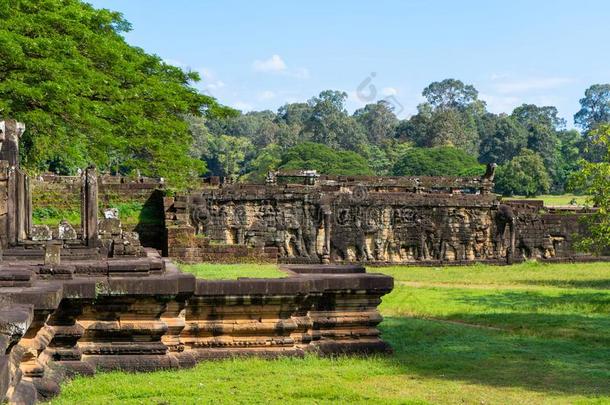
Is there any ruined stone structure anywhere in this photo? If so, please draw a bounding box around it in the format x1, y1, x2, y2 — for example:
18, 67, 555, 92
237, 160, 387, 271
0, 120, 393, 404
166, 170, 596, 265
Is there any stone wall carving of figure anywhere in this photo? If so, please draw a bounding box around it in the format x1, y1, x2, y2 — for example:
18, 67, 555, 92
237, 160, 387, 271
261, 200, 276, 230
365, 206, 386, 261
279, 204, 305, 258
416, 214, 439, 260
330, 205, 371, 262
494, 204, 516, 262
440, 208, 466, 261
190, 203, 209, 235
468, 209, 492, 258
515, 212, 547, 259
301, 203, 320, 259
230, 204, 248, 245
390, 207, 421, 261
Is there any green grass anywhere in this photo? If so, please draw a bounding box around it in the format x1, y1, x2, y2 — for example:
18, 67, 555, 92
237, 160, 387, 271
32, 207, 81, 226
52, 262, 610, 404
31, 201, 162, 226
504, 194, 591, 207
179, 263, 286, 279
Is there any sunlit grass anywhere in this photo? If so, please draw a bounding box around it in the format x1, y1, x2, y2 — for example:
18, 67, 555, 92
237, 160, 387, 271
53, 261, 610, 404
504, 194, 590, 206
179, 262, 286, 279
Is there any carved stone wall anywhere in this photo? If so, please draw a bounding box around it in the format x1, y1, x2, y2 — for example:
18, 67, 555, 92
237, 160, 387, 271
166, 175, 597, 264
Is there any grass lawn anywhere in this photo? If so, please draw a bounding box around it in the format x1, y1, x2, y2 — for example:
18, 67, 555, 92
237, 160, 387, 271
52, 262, 610, 404
179, 262, 286, 279
504, 194, 591, 207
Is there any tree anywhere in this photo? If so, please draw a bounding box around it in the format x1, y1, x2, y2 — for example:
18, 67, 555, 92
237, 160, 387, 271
494, 149, 550, 196
511, 104, 572, 191
304, 90, 366, 150
569, 124, 610, 254
0, 0, 232, 186
353, 100, 399, 145
478, 114, 527, 165
574, 84, 610, 161
392, 146, 484, 177
554, 129, 584, 191
207, 110, 280, 149
422, 79, 480, 110
402, 80, 485, 156
574, 84, 610, 132
427, 107, 480, 155
242, 144, 282, 182
358, 144, 392, 176
203, 135, 253, 179
279, 142, 372, 176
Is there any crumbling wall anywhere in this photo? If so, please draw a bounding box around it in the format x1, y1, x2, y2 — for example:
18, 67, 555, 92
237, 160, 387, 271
29, 175, 165, 249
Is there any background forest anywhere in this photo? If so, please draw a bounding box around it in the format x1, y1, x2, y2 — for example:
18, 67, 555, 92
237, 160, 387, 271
1, 0, 608, 196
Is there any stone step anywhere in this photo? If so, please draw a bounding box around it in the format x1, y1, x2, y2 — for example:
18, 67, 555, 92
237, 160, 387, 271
0, 269, 35, 287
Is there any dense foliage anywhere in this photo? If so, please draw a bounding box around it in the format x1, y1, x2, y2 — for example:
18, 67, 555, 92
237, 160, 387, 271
494, 149, 551, 196
569, 125, 610, 254
196, 78, 606, 198
278, 142, 373, 176
0, 0, 231, 186
392, 146, 484, 177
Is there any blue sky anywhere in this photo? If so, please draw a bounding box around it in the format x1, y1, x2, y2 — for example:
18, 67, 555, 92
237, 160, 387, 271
88, 0, 610, 125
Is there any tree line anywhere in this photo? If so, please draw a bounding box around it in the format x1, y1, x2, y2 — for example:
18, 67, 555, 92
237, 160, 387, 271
191, 81, 609, 196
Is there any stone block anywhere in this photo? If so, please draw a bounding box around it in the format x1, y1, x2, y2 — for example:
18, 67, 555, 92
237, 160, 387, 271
44, 243, 61, 266
30, 225, 52, 241
58, 220, 77, 240
98, 218, 122, 237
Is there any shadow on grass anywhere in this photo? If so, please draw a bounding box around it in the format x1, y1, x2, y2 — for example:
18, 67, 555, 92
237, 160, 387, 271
452, 289, 610, 313
380, 316, 610, 396
519, 279, 610, 289
450, 289, 610, 344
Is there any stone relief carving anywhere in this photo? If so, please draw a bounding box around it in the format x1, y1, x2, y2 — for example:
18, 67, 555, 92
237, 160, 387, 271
183, 181, 571, 264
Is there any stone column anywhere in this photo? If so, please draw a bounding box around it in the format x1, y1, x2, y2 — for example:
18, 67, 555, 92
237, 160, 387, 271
0, 119, 25, 168
321, 206, 332, 264
16, 170, 26, 241
82, 166, 98, 247
6, 167, 16, 246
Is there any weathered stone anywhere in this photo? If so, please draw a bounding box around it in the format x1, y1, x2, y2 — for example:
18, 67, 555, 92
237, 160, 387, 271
30, 225, 52, 241
103, 208, 119, 220
57, 220, 77, 240
44, 243, 61, 266
98, 218, 121, 237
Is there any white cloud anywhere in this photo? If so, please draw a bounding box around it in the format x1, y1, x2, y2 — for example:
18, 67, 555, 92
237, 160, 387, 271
198, 68, 225, 93
252, 54, 309, 79
492, 77, 573, 94
253, 54, 287, 72
258, 90, 276, 101
382, 87, 398, 96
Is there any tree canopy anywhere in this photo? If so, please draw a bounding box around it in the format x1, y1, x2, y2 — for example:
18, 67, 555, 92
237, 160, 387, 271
494, 149, 551, 196
569, 124, 610, 254
392, 146, 484, 177
278, 142, 373, 176
0, 0, 232, 186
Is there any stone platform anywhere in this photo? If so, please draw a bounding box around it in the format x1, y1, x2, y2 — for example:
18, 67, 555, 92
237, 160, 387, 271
0, 249, 393, 404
